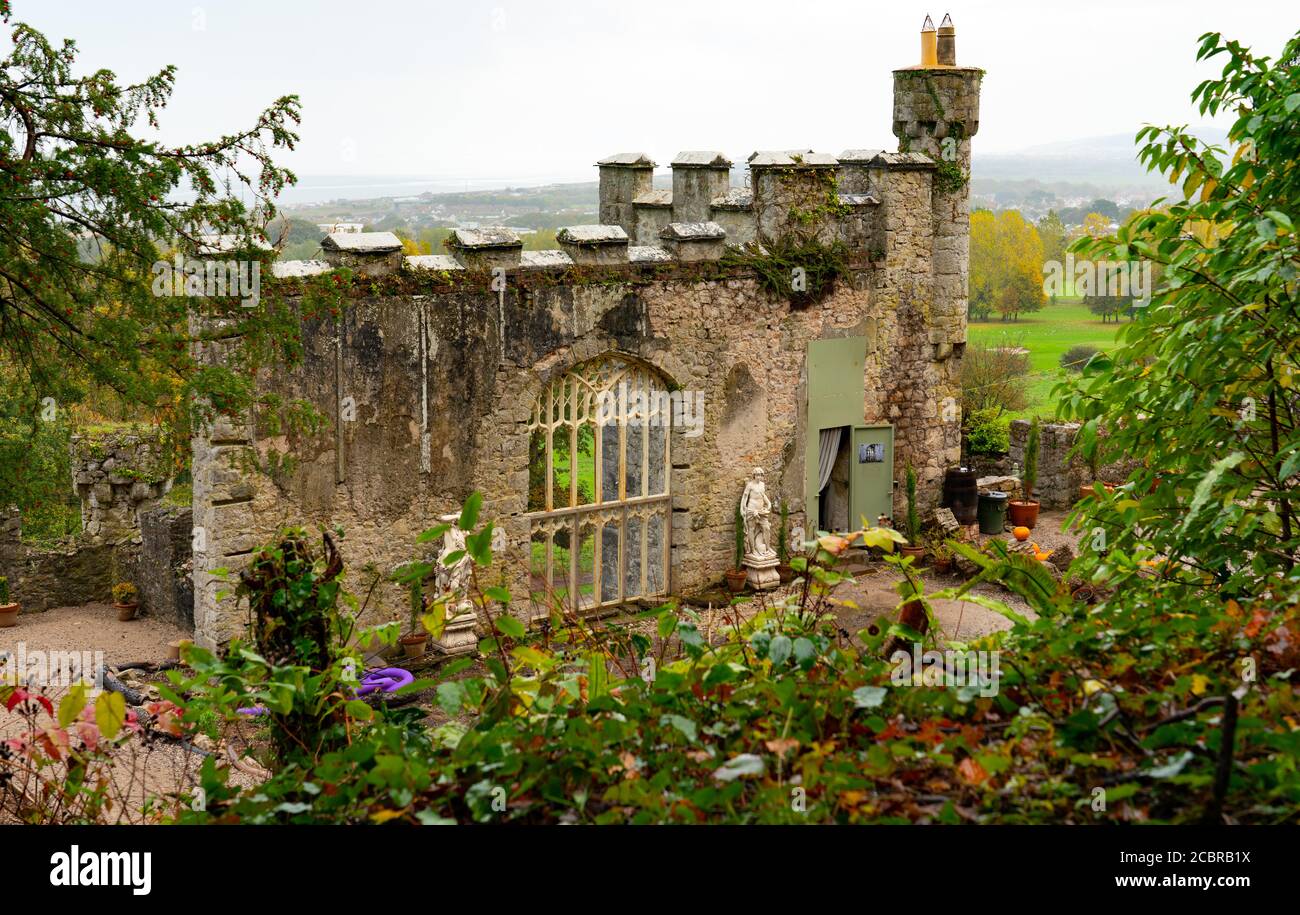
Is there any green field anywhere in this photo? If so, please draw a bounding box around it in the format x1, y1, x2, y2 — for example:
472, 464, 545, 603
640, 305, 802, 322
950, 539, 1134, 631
968, 300, 1128, 418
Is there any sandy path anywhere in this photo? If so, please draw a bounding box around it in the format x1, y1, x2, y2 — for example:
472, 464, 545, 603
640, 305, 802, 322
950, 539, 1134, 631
1, 604, 214, 824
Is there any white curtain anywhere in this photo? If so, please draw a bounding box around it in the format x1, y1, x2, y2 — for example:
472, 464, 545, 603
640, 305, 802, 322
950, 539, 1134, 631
818, 427, 843, 493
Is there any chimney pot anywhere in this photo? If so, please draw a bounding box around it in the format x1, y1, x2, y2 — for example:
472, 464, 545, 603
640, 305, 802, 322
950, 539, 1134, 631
937, 13, 956, 66
921, 15, 938, 67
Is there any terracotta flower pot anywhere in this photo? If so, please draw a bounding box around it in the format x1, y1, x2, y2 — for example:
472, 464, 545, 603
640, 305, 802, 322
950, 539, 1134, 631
0, 602, 19, 628
115, 601, 139, 622
1007, 500, 1040, 529
399, 633, 428, 659
1080, 482, 1117, 501
900, 545, 926, 561
724, 569, 748, 593
933, 557, 953, 575
776, 563, 795, 584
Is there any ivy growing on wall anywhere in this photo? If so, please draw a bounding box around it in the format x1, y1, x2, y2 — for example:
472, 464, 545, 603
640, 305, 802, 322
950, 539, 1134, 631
934, 158, 968, 194
721, 236, 850, 310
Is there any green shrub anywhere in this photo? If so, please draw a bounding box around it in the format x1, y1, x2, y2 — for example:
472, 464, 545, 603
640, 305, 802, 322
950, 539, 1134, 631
169, 501, 1299, 825
1023, 416, 1040, 501
1060, 344, 1100, 372
963, 407, 1009, 455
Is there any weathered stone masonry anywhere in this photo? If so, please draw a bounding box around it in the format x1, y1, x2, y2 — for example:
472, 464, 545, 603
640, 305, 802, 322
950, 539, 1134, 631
191, 26, 983, 649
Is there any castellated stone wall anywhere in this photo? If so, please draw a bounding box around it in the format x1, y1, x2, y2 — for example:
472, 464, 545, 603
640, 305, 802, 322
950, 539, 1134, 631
190, 62, 981, 649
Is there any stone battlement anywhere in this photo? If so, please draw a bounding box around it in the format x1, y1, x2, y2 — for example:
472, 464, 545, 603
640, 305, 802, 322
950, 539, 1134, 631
275, 147, 946, 284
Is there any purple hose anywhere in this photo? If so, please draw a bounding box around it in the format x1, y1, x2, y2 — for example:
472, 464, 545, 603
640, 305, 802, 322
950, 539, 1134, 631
353, 667, 414, 697
236, 667, 413, 716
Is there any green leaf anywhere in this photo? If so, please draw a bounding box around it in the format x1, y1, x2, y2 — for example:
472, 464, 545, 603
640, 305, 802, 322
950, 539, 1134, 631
660, 714, 698, 741
345, 699, 373, 721
466, 525, 493, 565
58, 682, 89, 728
459, 491, 483, 530
768, 634, 793, 666
1147, 751, 1194, 779
793, 637, 816, 668
1182, 451, 1245, 532
94, 690, 126, 740
852, 685, 888, 708
484, 586, 511, 603
713, 753, 765, 781
415, 523, 450, 544
495, 615, 526, 639
586, 652, 609, 700
436, 681, 465, 715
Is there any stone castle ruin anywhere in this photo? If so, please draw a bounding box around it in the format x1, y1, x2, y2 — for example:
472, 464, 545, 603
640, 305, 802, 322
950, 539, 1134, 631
190, 18, 983, 650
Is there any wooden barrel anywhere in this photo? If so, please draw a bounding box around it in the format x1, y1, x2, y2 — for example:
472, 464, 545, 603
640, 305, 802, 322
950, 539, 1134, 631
942, 468, 979, 524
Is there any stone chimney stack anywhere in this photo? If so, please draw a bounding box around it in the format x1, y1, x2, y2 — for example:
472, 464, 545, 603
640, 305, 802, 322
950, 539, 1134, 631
670, 151, 732, 224
597, 153, 655, 239
892, 15, 982, 353
892, 13, 981, 184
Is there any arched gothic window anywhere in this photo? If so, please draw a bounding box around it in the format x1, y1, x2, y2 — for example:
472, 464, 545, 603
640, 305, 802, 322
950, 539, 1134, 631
525, 356, 671, 612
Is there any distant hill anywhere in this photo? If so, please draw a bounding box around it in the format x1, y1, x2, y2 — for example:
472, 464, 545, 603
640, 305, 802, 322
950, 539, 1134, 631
974, 128, 1230, 193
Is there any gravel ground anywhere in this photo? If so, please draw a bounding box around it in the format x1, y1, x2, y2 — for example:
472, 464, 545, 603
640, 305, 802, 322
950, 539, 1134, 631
0, 602, 187, 666
827, 509, 1079, 641
0, 604, 246, 824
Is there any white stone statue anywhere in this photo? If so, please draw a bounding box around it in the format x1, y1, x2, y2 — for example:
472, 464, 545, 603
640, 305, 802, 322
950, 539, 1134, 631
741, 468, 776, 560
740, 468, 779, 589
437, 518, 474, 612
432, 513, 478, 654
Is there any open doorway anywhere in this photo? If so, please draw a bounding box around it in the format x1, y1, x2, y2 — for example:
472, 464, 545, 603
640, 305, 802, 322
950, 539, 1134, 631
817, 426, 851, 532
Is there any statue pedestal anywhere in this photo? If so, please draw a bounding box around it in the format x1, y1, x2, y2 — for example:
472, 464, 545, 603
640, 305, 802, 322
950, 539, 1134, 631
434, 604, 479, 656
743, 552, 780, 591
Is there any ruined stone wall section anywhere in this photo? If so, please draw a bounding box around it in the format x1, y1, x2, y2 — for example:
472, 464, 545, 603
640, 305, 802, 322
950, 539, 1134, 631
0, 506, 125, 612
190, 312, 261, 648
71, 431, 171, 541
191, 72, 983, 646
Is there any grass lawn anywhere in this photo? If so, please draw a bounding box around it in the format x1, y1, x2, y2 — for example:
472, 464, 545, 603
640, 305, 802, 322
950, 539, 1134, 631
968, 300, 1129, 419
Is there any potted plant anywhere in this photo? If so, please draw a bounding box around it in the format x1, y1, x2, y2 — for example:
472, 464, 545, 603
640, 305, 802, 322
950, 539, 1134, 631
929, 537, 953, 575
0, 576, 19, 628
112, 581, 139, 621
724, 500, 748, 593
900, 464, 926, 560
399, 579, 430, 659
1079, 435, 1117, 500
776, 500, 794, 583
1009, 416, 1041, 529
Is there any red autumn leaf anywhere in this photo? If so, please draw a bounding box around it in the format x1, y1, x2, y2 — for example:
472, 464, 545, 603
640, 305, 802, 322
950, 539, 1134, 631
1244, 609, 1270, 639
958, 756, 990, 786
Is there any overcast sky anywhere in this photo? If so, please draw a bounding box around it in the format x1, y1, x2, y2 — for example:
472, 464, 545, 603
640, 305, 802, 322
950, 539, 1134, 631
12, 1, 1295, 183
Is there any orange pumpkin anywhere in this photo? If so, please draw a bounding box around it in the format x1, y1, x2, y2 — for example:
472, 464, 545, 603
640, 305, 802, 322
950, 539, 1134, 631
1012, 526, 1030, 541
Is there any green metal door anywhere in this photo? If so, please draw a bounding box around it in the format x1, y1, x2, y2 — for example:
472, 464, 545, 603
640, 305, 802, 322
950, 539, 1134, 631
850, 425, 893, 529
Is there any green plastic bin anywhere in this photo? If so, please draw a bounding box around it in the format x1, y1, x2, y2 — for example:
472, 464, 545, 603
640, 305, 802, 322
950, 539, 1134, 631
977, 491, 1008, 535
